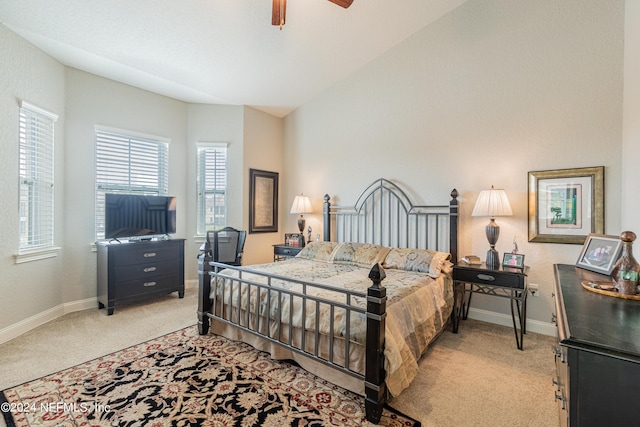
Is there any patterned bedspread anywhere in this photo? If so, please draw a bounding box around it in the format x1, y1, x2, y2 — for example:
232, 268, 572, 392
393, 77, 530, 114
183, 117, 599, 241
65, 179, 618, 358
209, 248, 453, 397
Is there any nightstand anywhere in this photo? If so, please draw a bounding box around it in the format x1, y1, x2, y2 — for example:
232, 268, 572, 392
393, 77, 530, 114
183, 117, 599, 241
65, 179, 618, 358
452, 262, 529, 350
273, 244, 302, 261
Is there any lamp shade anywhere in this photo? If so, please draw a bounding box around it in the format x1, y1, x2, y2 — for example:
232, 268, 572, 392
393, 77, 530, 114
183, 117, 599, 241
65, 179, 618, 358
290, 195, 313, 214
471, 186, 513, 218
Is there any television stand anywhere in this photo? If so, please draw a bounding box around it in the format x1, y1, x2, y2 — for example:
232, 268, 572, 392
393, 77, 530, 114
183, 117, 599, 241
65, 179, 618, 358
97, 238, 185, 315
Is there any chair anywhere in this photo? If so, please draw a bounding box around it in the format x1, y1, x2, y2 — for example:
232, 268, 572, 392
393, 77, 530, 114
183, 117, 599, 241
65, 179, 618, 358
206, 226, 246, 266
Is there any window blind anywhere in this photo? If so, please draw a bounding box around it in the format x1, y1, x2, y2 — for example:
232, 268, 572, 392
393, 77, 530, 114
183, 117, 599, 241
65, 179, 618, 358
19, 102, 57, 253
197, 143, 227, 235
95, 128, 169, 240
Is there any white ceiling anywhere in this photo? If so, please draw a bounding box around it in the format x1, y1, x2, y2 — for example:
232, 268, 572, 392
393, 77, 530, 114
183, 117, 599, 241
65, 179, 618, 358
0, 0, 466, 117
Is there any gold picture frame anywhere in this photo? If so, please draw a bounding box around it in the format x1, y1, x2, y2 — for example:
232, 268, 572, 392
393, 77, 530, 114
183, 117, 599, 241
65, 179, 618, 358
528, 166, 604, 244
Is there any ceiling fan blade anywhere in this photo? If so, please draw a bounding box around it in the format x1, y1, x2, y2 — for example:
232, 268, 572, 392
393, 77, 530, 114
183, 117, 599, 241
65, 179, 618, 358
328, 0, 354, 8
272, 0, 286, 26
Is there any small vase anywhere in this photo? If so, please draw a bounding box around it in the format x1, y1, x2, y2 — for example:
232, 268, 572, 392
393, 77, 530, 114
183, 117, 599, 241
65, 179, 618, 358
611, 231, 640, 295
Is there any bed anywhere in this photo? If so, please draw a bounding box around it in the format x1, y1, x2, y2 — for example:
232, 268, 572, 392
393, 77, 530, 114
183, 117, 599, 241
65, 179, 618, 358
197, 178, 459, 422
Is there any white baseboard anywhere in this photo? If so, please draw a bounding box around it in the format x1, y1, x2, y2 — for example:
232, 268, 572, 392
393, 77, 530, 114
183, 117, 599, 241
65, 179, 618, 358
0, 293, 557, 345
0, 298, 97, 345
185, 279, 198, 289
466, 307, 557, 337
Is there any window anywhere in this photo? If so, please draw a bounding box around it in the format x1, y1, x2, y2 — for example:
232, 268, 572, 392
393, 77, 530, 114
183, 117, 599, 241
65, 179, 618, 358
196, 143, 227, 235
95, 127, 169, 240
18, 101, 58, 253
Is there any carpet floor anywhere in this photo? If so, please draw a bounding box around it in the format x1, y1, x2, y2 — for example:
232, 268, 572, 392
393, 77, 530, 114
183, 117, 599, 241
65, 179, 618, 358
1, 326, 417, 426
0, 289, 560, 426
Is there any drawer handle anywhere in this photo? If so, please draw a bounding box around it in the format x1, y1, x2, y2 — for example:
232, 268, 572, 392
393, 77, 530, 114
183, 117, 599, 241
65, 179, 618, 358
143, 281, 157, 287
477, 274, 495, 281
144, 267, 157, 273
144, 252, 157, 258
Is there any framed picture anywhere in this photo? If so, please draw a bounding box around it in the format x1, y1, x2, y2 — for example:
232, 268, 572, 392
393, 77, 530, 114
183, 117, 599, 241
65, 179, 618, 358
502, 253, 525, 269
575, 233, 622, 275
285, 233, 303, 247
528, 166, 604, 244
249, 168, 279, 233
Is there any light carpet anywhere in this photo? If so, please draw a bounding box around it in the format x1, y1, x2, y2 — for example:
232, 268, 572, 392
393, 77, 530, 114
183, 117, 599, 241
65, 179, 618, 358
1, 326, 418, 426
0, 289, 559, 426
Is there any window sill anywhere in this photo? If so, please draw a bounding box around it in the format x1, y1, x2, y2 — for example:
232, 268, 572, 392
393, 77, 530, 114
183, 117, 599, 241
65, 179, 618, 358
14, 247, 61, 264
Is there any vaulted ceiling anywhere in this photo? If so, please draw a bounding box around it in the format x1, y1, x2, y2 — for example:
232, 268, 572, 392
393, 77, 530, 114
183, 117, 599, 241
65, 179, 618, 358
0, 0, 466, 117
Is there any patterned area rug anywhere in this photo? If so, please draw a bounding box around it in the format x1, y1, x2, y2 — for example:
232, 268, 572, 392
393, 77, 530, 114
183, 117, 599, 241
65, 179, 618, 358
1, 326, 419, 426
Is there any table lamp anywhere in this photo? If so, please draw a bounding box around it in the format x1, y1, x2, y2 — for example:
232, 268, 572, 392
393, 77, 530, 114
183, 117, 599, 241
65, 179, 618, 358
471, 186, 513, 268
290, 194, 313, 245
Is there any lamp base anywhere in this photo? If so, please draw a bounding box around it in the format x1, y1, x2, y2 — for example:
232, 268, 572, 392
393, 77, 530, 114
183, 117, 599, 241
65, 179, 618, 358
297, 216, 306, 247
486, 249, 500, 268
485, 218, 500, 268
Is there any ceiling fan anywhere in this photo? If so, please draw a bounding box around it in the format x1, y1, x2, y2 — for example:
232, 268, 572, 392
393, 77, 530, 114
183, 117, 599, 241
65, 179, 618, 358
272, 0, 354, 29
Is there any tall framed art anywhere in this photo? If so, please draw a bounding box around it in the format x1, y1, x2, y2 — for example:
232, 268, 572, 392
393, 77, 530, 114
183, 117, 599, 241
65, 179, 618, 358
249, 168, 279, 233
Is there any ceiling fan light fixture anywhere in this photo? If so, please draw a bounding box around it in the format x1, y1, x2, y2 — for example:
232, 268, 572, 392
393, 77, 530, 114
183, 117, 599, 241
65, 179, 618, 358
272, 0, 286, 29
329, 0, 354, 8
272, 0, 353, 29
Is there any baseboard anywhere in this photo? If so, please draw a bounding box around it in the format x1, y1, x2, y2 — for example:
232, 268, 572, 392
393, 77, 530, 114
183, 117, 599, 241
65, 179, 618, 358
466, 307, 557, 337
1, 293, 557, 345
0, 298, 97, 345
185, 279, 198, 289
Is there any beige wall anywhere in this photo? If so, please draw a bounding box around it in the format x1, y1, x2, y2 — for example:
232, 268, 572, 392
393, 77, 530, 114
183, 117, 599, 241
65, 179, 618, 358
623, 0, 640, 229
282, 0, 625, 330
242, 106, 285, 266
0, 25, 66, 330
64, 69, 189, 302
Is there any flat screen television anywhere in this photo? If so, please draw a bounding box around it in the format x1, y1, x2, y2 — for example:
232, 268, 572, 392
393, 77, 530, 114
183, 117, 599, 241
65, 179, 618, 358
105, 193, 176, 240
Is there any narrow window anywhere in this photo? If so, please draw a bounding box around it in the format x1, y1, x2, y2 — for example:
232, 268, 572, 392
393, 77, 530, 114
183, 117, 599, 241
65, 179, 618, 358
19, 102, 57, 253
196, 143, 227, 235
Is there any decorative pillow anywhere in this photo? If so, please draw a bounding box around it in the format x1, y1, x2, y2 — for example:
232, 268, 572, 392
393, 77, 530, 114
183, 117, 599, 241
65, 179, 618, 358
328, 242, 391, 268
296, 241, 338, 262
382, 247, 451, 277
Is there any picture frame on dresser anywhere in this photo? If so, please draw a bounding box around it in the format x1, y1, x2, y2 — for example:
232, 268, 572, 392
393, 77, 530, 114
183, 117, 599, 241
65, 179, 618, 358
575, 233, 622, 275
527, 166, 604, 244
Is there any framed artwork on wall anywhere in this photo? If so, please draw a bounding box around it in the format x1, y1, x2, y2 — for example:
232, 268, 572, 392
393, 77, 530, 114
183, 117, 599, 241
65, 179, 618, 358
249, 168, 279, 233
528, 166, 604, 244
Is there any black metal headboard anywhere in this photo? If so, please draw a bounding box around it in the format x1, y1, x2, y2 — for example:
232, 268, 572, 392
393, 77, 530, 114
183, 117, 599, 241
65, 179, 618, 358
323, 178, 459, 262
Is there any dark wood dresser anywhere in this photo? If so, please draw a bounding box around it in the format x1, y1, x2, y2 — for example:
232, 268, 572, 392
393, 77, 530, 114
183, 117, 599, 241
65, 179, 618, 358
97, 239, 185, 315
553, 263, 640, 426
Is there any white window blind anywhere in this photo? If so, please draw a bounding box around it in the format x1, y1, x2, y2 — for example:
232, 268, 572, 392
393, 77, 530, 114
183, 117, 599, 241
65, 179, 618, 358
197, 143, 227, 235
19, 102, 57, 253
95, 128, 169, 240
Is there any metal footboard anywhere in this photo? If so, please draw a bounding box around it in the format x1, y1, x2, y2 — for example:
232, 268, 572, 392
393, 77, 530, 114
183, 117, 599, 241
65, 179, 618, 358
197, 250, 387, 423
209, 261, 366, 378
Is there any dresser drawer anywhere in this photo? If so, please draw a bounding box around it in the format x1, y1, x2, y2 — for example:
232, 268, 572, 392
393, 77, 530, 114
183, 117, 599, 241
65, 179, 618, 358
111, 242, 179, 266
115, 274, 180, 299
115, 261, 179, 281
454, 267, 525, 289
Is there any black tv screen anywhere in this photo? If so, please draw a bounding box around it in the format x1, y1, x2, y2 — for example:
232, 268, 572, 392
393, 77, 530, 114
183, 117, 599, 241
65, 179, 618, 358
105, 193, 176, 239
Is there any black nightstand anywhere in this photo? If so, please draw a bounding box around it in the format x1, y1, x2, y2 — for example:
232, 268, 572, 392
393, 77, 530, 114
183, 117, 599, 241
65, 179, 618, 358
273, 244, 302, 261
452, 262, 529, 350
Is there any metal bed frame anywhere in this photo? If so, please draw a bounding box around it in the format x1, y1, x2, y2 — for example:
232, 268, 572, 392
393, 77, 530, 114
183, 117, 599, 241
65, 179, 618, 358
198, 178, 458, 422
